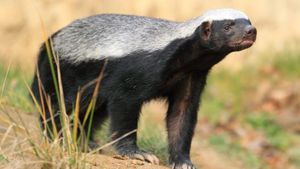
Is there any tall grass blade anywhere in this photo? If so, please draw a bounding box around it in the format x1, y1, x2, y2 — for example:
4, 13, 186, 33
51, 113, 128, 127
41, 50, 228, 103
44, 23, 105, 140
0, 61, 12, 98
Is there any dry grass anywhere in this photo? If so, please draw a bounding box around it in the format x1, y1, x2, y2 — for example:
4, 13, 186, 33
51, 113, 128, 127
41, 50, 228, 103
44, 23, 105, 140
0, 106, 168, 169
1, 0, 300, 71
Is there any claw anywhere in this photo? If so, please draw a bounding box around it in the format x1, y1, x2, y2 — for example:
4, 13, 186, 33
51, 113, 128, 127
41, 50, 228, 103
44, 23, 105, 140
142, 153, 160, 165
182, 164, 188, 169
119, 148, 160, 165
171, 162, 196, 169
131, 153, 145, 161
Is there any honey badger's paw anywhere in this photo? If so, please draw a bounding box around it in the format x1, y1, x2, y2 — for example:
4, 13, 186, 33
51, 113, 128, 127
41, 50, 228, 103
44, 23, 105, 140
171, 161, 196, 169
118, 148, 159, 165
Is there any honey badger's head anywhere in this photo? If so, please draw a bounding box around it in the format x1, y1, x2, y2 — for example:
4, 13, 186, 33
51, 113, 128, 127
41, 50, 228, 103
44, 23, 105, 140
197, 9, 257, 52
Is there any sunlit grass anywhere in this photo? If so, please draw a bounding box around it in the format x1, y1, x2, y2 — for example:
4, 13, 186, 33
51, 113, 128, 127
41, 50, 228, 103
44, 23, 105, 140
209, 134, 266, 169
246, 113, 292, 150
271, 50, 300, 78
138, 122, 168, 164
0, 64, 34, 112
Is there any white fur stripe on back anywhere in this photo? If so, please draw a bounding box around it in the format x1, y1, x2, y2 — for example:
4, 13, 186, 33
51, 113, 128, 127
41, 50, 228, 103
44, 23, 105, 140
53, 8, 250, 63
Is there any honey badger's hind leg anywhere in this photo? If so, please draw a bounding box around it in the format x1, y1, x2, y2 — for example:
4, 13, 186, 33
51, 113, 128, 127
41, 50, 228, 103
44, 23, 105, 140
108, 99, 159, 164
79, 102, 109, 151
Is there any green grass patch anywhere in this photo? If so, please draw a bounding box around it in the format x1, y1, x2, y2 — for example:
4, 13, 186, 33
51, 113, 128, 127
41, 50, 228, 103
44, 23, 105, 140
271, 50, 300, 77
0, 64, 34, 111
95, 121, 110, 146
246, 113, 292, 150
289, 142, 300, 167
138, 122, 168, 164
199, 98, 225, 124
290, 154, 300, 167
0, 154, 5, 161
200, 67, 257, 123
209, 134, 266, 169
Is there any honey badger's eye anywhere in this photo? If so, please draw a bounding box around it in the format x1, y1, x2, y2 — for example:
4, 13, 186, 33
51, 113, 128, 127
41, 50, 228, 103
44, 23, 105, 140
223, 24, 231, 31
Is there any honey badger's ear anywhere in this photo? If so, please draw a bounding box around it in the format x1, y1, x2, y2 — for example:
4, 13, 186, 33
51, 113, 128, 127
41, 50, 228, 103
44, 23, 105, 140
199, 21, 212, 41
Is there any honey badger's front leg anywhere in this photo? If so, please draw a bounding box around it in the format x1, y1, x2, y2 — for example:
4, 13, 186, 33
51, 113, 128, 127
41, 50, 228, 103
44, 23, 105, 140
166, 72, 207, 169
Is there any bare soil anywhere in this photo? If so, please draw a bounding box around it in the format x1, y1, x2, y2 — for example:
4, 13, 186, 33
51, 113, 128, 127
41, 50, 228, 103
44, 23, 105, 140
0, 107, 168, 169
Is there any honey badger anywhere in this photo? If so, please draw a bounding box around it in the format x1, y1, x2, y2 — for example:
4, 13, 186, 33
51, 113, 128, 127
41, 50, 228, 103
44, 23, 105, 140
31, 8, 257, 169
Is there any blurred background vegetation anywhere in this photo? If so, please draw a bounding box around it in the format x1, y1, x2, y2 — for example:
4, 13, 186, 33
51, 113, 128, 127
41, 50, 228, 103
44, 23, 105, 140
0, 0, 300, 169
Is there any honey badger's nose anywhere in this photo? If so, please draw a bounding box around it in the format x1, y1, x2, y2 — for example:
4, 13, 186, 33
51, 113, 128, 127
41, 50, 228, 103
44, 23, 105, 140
245, 25, 257, 36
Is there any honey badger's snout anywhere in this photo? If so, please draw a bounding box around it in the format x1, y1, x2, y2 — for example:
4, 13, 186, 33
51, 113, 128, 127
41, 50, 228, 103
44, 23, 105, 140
243, 25, 257, 42
233, 24, 257, 49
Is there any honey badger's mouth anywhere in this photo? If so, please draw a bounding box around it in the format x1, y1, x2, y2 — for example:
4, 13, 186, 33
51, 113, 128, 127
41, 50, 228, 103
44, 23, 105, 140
229, 38, 256, 51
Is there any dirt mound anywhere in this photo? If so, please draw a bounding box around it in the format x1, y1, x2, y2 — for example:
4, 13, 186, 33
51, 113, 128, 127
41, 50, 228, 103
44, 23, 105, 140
0, 107, 168, 169
2, 153, 168, 169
